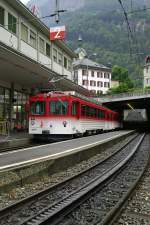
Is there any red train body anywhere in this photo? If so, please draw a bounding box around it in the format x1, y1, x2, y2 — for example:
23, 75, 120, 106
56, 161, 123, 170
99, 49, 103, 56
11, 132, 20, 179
29, 91, 120, 139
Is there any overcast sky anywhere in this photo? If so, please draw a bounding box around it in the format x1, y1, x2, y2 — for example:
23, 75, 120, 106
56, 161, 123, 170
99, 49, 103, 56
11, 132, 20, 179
20, 0, 29, 5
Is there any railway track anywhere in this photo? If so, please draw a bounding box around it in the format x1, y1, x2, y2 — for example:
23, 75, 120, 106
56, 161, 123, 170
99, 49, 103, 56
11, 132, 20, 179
0, 133, 148, 225
112, 144, 150, 225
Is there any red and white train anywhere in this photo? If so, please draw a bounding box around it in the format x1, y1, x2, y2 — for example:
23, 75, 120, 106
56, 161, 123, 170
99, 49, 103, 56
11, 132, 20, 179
29, 91, 120, 139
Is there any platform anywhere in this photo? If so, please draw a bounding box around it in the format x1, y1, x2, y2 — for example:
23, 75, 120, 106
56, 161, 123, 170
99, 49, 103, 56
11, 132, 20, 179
0, 130, 134, 172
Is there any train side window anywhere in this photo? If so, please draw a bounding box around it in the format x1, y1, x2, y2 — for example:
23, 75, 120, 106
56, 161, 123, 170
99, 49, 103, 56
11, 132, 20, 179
85, 106, 89, 117
72, 102, 77, 116
103, 111, 106, 119
94, 108, 97, 118
98, 110, 103, 119
98, 109, 101, 119
81, 105, 86, 116
50, 101, 68, 115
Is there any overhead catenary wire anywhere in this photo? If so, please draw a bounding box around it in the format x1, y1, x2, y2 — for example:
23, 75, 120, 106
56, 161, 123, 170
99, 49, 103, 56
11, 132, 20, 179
117, 0, 144, 87
117, 0, 134, 57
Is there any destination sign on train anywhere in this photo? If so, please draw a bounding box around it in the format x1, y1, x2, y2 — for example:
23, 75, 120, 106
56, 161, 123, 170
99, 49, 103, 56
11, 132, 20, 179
50, 26, 66, 41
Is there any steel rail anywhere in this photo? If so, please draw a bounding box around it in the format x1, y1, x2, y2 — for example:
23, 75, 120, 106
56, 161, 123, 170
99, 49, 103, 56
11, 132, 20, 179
100, 140, 150, 225
0, 133, 139, 224
20, 134, 145, 225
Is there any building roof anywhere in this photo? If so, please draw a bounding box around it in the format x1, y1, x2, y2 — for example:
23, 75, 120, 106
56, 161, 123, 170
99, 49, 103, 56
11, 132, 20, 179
73, 58, 110, 70
75, 48, 87, 56
5, 0, 77, 58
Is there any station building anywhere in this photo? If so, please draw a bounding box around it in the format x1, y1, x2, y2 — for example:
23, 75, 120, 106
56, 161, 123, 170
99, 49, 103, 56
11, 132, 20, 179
0, 0, 90, 134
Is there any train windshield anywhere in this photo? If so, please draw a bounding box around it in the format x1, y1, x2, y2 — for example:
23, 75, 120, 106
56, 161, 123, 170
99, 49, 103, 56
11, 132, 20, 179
50, 101, 68, 115
30, 101, 45, 115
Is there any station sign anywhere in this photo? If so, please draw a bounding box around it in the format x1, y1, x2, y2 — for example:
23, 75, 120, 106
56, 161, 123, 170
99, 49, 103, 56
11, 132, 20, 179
50, 26, 66, 41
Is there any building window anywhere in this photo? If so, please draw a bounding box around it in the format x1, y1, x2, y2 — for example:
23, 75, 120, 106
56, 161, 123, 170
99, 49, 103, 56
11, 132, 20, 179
39, 37, 45, 54
82, 80, 88, 86
91, 71, 94, 77
53, 48, 57, 62
97, 72, 100, 78
21, 23, 28, 43
30, 30, 36, 48
104, 82, 109, 87
104, 73, 110, 79
100, 72, 103, 78
8, 13, 17, 34
64, 56, 67, 69
74, 73, 78, 83
90, 80, 95, 86
74, 71, 78, 82
97, 81, 103, 87
82, 70, 87, 76
68, 60, 72, 71
0, 6, 4, 26
58, 52, 62, 65
46, 43, 50, 57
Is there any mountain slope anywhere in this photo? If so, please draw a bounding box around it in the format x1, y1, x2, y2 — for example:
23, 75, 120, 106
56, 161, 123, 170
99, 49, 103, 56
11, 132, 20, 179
27, 0, 150, 87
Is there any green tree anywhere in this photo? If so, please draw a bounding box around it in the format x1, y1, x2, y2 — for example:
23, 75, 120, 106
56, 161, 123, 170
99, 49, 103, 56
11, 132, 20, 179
110, 65, 134, 93
112, 65, 129, 82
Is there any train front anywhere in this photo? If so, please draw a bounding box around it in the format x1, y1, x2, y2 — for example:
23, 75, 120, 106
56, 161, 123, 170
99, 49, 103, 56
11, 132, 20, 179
28, 93, 79, 140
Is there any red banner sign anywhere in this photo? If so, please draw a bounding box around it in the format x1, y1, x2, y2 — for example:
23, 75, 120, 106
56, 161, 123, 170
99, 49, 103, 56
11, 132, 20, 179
50, 26, 66, 41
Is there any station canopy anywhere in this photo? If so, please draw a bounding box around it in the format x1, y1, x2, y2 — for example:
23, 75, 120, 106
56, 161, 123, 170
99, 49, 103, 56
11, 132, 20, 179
0, 43, 91, 96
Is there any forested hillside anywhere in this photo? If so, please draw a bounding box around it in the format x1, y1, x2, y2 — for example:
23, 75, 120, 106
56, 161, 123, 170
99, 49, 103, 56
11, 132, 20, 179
27, 0, 150, 87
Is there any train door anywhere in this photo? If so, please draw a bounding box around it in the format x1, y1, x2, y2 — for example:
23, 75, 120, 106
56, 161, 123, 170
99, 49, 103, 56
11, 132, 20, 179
72, 101, 80, 119
71, 101, 81, 134
105, 111, 109, 130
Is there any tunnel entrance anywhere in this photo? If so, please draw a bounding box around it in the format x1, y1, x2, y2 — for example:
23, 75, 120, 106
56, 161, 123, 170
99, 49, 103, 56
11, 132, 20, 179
102, 97, 150, 132
123, 109, 150, 131
123, 121, 150, 132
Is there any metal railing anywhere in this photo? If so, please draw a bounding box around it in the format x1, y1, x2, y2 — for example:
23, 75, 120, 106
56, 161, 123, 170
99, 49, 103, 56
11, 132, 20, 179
0, 120, 9, 136
99, 90, 150, 102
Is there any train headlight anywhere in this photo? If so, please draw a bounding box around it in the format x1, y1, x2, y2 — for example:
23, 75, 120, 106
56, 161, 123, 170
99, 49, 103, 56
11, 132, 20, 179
63, 121, 67, 127
31, 120, 35, 126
